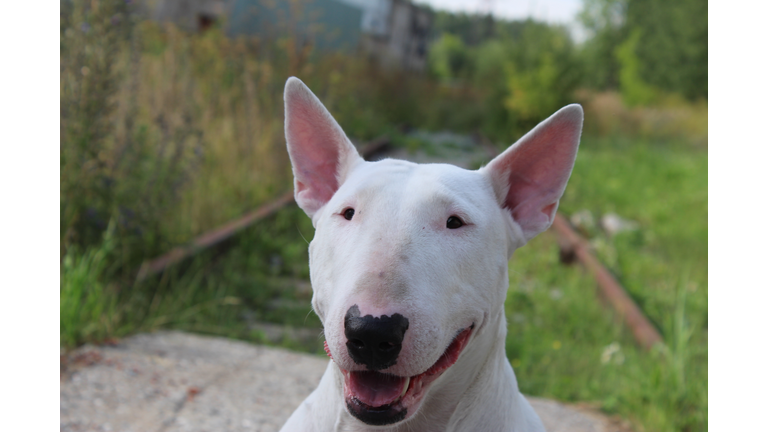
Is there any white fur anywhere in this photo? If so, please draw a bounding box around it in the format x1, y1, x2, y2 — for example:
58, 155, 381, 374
280, 77, 583, 432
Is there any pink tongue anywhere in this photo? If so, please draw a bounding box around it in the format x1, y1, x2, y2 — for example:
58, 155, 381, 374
348, 371, 407, 407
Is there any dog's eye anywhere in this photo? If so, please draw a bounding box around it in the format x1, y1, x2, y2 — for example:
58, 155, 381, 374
446, 216, 463, 229
343, 208, 355, 220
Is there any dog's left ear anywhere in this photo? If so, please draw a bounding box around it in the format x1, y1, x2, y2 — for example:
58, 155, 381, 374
481, 104, 583, 243
284, 77, 363, 220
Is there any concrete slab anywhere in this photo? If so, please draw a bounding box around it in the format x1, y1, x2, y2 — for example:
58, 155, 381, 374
60, 331, 631, 432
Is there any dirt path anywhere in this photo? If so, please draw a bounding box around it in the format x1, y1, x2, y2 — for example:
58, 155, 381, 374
60, 331, 632, 432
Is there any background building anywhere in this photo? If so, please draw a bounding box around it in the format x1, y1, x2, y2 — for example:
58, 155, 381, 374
142, 0, 433, 71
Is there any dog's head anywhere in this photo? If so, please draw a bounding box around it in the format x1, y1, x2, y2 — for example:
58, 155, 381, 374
284, 77, 582, 426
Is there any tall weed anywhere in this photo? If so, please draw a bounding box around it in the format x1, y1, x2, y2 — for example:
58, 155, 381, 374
61, 0, 203, 270
60, 224, 118, 347
578, 91, 708, 147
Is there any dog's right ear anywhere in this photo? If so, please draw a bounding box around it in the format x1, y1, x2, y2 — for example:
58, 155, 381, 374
284, 77, 363, 220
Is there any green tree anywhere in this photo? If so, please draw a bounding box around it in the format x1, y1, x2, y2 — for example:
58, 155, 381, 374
577, 0, 627, 90
431, 11, 497, 46
614, 28, 659, 106
577, 0, 707, 100
624, 0, 707, 100
428, 33, 473, 82
503, 21, 581, 129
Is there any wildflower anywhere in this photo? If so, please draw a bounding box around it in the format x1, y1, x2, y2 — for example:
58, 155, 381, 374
600, 342, 625, 365
600, 213, 639, 237
570, 209, 595, 233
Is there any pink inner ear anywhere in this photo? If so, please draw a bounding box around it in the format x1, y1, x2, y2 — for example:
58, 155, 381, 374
541, 202, 558, 219
284, 77, 360, 217
487, 105, 582, 241
503, 121, 577, 212
289, 130, 341, 208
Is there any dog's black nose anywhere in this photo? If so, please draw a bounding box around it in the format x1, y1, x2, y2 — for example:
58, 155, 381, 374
344, 305, 409, 371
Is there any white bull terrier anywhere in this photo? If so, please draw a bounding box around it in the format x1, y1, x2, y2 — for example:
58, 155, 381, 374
279, 77, 583, 431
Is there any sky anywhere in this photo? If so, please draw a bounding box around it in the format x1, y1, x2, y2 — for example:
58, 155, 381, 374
415, 0, 584, 24
415, 0, 586, 41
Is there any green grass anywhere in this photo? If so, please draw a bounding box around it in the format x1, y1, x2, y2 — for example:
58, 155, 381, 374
60, 206, 323, 352
60, 225, 119, 347
506, 136, 707, 431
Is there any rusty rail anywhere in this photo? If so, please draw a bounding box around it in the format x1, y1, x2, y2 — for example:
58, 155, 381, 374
550, 213, 663, 350
135, 190, 295, 282
136, 136, 391, 282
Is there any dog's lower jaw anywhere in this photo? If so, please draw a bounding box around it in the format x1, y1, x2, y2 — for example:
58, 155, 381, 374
280, 313, 545, 432
346, 397, 407, 426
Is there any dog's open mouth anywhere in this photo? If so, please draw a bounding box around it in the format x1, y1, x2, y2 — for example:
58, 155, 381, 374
329, 326, 473, 426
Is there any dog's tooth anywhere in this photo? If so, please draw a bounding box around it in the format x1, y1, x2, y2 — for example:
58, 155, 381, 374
401, 377, 410, 398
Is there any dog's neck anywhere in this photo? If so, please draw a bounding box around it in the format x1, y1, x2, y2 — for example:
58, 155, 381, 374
334, 308, 522, 432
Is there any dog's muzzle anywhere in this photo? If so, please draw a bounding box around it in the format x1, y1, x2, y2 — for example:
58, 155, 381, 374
344, 305, 409, 371
331, 324, 474, 426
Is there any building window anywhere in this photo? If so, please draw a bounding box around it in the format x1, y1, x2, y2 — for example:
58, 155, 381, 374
198, 14, 216, 32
